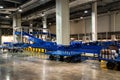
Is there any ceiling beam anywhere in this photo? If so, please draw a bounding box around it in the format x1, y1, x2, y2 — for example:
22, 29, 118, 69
22, 0, 96, 21
21, 0, 51, 12
0, 8, 17, 14
0, 8, 17, 11
0, 11, 11, 14
4, 0, 21, 4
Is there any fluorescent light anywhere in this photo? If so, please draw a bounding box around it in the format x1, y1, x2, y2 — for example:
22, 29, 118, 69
18, 9, 22, 12
0, 5, 4, 9
84, 10, 88, 14
80, 17, 83, 19
5, 16, 10, 18
18, 7, 23, 12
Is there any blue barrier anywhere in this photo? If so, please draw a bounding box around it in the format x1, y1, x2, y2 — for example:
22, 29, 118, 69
45, 51, 81, 56
13, 31, 120, 64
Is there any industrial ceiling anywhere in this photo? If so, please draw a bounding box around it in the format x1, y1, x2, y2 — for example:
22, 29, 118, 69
0, 0, 120, 28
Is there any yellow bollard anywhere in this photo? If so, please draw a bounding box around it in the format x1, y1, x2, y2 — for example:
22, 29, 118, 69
41, 49, 44, 53
36, 48, 38, 52
30, 48, 32, 51
26, 48, 28, 51
31, 48, 33, 52
28, 48, 30, 51
33, 48, 35, 52
27, 48, 29, 51
28, 48, 29, 51
38, 49, 41, 53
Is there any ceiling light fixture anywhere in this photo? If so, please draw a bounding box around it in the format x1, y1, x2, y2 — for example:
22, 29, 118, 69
5, 15, 10, 18
84, 10, 88, 14
80, 17, 83, 19
18, 7, 23, 12
0, 5, 4, 9
18, 9, 22, 12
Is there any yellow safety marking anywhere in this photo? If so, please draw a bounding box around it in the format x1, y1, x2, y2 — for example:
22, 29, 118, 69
35, 48, 37, 52
33, 48, 35, 52
27, 48, 29, 51
31, 48, 32, 51
100, 60, 107, 70
41, 49, 44, 53
29, 48, 32, 51
38, 49, 40, 52
36, 48, 38, 52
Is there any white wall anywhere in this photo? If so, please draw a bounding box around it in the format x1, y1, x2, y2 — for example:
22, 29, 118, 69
70, 20, 84, 34
49, 12, 120, 34
114, 13, 120, 31
2, 36, 13, 44
49, 25, 56, 34
49, 21, 85, 34
85, 19, 91, 33
97, 15, 109, 32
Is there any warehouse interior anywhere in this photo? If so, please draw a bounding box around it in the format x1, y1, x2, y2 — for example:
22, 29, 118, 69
0, 0, 120, 80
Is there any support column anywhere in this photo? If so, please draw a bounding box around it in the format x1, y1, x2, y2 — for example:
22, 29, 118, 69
29, 21, 33, 34
56, 0, 70, 45
17, 13, 22, 42
91, 2, 97, 41
42, 16, 48, 41
111, 13, 116, 40
29, 21, 33, 44
13, 15, 17, 43
16, 14, 21, 32
13, 13, 22, 43
83, 17, 86, 41
42, 16, 47, 33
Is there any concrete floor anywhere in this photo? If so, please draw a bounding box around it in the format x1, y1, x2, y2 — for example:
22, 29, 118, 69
0, 52, 120, 80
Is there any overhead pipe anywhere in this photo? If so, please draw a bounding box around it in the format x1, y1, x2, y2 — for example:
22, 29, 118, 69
11, 0, 51, 18
0, 8, 17, 11
0, 8, 17, 14
20, 0, 51, 12
0, 0, 35, 15
20, 0, 38, 11
10, 0, 48, 15
4, 0, 21, 4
